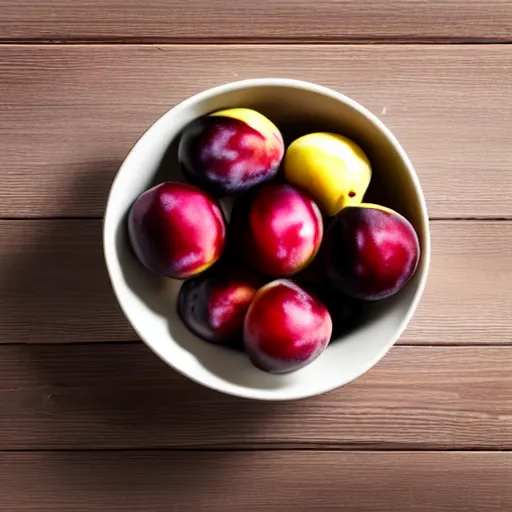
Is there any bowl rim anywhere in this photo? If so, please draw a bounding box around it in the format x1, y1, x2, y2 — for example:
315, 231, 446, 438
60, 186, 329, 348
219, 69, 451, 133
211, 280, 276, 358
103, 78, 431, 400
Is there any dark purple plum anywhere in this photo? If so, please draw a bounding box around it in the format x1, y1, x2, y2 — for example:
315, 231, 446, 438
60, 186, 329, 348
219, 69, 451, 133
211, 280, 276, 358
325, 204, 420, 300
178, 108, 284, 196
178, 268, 259, 346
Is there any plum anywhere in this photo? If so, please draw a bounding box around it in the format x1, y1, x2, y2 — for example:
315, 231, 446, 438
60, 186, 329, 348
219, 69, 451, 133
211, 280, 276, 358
244, 280, 332, 374
324, 204, 420, 300
232, 184, 323, 277
128, 182, 226, 279
178, 268, 259, 346
178, 108, 284, 196
284, 132, 372, 217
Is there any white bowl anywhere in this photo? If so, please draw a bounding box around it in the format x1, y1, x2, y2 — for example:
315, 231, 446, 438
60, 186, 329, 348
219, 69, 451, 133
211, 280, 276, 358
103, 78, 430, 401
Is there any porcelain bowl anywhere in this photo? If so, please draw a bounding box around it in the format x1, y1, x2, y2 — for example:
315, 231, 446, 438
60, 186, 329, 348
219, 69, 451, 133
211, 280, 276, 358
103, 78, 430, 400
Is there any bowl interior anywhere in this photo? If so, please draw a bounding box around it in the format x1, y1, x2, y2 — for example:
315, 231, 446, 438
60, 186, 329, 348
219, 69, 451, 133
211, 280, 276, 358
104, 80, 429, 400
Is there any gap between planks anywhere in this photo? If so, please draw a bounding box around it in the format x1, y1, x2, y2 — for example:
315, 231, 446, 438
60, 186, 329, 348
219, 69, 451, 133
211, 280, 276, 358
1, 0, 511, 44
0, 447, 511, 453
1, 38, 512, 45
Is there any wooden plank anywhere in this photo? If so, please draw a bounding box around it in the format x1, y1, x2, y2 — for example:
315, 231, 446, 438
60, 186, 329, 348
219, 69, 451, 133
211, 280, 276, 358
408, 220, 512, 345
1, 451, 511, 512
0, 1, 511, 42
0, 45, 511, 218
0, 220, 136, 343
1, 219, 510, 345
0, 344, 510, 449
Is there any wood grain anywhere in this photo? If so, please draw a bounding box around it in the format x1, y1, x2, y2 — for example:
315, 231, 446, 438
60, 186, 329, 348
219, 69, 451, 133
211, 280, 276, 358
407, 220, 512, 345
1, 451, 511, 511
0, 220, 135, 343
0, 219, 510, 345
1, 1, 509, 507
0, 344, 511, 449
1, 45, 512, 218
0, 1, 511, 42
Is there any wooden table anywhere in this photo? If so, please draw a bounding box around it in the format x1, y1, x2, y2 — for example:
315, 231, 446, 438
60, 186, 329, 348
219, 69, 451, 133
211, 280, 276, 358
1, 2, 511, 510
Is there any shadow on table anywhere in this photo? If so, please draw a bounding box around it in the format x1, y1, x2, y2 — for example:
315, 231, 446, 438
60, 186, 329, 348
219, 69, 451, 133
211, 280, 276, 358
0, 160, 280, 493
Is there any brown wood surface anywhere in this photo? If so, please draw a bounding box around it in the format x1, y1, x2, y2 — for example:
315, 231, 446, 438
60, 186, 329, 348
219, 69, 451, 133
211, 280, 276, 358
2, 2, 511, 508
1, 451, 511, 512
0, 220, 135, 343
0, 344, 511, 450
1, 45, 512, 219
0, 0, 511, 42
1, 219, 510, 345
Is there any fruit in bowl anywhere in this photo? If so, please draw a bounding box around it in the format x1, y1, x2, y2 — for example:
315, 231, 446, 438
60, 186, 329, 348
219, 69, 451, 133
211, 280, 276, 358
324, 204, 420, 300
178, 268, 259, 346
284, 132, 371, 217
127, 109, 420, 373
244, 280, 332, 374
104, 79, 430, 400
232, 183, 323, 277
128, 182, 226, 279
178, 108, 284, 196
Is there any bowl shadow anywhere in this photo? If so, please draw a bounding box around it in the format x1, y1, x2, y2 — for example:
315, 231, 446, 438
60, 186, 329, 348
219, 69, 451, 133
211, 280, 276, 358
0, 159, 281, 495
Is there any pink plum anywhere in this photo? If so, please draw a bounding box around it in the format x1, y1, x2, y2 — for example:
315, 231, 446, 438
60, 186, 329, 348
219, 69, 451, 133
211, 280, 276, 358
128, 182, 226, 279
232, 184, 323, 277
178, 268, 259, 346
178, 108, 284, 196
244, 280, 332, 374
